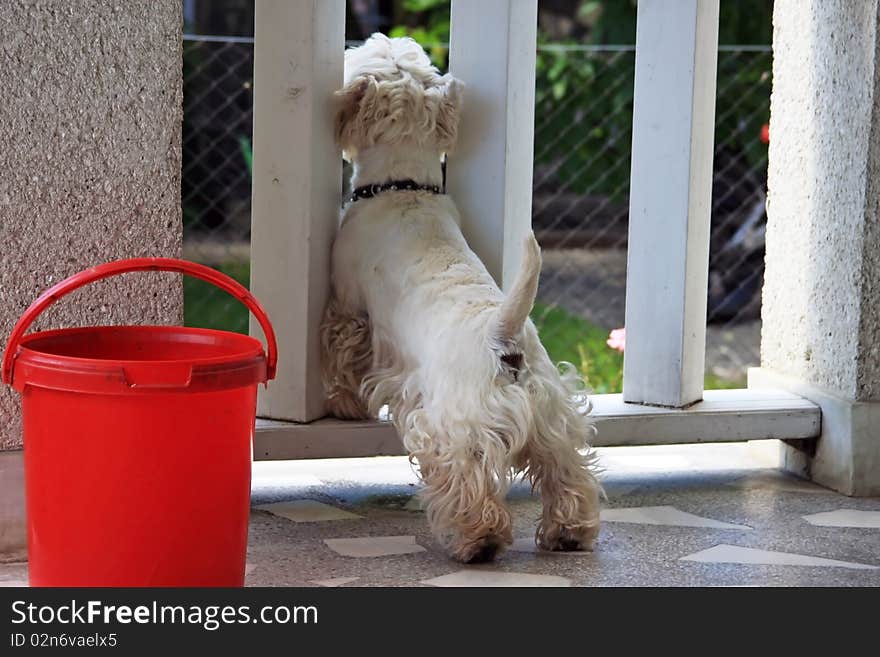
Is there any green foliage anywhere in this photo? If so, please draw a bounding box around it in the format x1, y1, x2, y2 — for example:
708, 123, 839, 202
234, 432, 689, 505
238, 135, 253, 176
533, 46, 635, 198
389, 0, 450, 67
386, 0, 772, 197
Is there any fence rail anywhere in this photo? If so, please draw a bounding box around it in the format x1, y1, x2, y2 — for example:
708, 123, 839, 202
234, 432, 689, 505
181, 36, 770, 391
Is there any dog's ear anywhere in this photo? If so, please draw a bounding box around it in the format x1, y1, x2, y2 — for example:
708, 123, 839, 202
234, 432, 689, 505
335, 76, 373, 157
433, 76, 464, 153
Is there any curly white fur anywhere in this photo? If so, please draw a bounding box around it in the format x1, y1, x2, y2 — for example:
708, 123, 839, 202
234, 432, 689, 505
321, 34, 601, 562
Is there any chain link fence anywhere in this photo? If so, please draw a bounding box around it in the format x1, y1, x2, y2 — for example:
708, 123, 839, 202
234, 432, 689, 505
182, 35, 254, 332
182, 36, 771, 391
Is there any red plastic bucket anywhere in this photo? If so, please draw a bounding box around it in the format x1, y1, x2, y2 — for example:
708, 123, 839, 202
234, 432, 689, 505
1, 258, 277, 587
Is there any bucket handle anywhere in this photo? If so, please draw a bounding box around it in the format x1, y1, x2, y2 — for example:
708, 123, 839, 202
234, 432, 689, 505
2, 258, 278, 385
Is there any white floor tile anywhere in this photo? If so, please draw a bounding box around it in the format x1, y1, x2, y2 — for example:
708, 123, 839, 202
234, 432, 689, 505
324, 535, 426, 558
802, 509, 880, 528
255, 500, 361, 523
245, 563, 256, 575
601, 505, 751, 530
311, 577, 360, 587
421, 570, 571, 587
509, 537, 593, 555
0, 580, 28, 587
680, 544, 879, 570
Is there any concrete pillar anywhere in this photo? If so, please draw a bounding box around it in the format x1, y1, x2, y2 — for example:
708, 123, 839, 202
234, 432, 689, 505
0, 1, 183, 559
749, 0, 880, 495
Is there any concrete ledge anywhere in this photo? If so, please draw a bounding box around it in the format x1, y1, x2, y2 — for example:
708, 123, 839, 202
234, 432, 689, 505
591, 389, 819, 446
749, 367, 880, 496
0, 450, 26, 562
255, 418, 404, 460
255, 388, 820, 460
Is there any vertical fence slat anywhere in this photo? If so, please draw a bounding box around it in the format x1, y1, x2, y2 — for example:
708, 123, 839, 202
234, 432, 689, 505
448, 0, 538, 290
622, 0, 719, 408
250, 0, 345, 422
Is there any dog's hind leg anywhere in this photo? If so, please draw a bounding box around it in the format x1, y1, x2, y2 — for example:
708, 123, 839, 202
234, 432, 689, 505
525, 432, 601, 552
320, 295, 373, 420
403, 412, 514, 563
518, 360, 602, 552
418, 454, 514, 563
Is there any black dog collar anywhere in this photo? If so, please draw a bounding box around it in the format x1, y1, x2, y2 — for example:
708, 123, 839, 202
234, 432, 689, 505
348, 179, 444, 204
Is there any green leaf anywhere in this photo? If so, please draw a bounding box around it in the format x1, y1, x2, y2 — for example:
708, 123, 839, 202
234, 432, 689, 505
552, 80, 567, 99
548, 55, 567, 81
402, 0, 447, 12
237, 135, 253, 176
578, 1, 601, 19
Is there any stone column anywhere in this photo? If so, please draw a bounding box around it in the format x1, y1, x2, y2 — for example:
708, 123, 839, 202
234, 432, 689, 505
0, 1, 183, 559
749, 0, 880, 495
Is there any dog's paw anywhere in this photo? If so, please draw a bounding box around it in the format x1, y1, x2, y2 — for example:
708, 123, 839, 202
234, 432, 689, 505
537, 523, 599, 552
450, 534, 511, 564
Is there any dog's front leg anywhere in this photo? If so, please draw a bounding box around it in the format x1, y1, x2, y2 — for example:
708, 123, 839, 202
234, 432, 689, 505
320, 295, 373, 420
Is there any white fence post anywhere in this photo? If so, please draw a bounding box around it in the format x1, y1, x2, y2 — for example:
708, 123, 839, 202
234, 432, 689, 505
448, 0, 538, 290
250, 0, 345, 422
622, 0, 719, 408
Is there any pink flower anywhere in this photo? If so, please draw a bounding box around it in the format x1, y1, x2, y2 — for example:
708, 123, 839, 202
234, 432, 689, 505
607, 327, 626, 353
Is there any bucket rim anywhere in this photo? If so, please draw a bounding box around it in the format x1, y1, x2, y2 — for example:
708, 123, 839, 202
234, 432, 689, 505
11, 325, 269, 394
16, 325, 265, 369
1, 258, 277, 387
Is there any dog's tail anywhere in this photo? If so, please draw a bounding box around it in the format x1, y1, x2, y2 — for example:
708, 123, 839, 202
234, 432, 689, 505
495, 232, 542, 341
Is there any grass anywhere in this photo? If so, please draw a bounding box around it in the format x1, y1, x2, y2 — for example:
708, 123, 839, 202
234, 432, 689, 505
704, 372, 744, 391
183, 260, 251, 333
531, 302, 742, 392
531, 302, 623, 393
184, 260, 743, 392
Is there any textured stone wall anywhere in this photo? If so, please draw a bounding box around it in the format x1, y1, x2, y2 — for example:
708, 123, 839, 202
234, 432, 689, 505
762, 0, 880, 402
0, 1, 184, 450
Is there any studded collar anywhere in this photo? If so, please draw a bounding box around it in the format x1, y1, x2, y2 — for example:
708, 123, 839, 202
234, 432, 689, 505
348, 179, 444, 204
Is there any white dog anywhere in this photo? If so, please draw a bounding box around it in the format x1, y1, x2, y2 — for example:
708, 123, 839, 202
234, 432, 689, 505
321, 34, 601, 563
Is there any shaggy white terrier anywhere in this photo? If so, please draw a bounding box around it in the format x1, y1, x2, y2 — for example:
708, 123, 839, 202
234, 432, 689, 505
321, 34, 601, 563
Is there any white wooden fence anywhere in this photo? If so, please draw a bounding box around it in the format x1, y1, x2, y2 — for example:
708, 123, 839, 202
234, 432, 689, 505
250, 0, 819, 460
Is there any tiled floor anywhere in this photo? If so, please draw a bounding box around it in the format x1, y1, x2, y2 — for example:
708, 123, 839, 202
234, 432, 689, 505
241, 441, 880, 587
3, 441, 879, 587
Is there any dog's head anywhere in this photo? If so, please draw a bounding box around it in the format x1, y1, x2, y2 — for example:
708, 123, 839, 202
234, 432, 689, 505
335, 33, 463, 160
